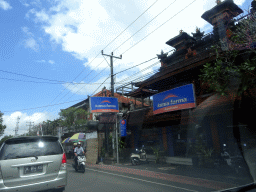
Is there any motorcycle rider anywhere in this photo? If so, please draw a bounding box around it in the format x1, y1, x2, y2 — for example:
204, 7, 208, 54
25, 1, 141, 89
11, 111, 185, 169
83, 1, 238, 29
74, 142, 85, 169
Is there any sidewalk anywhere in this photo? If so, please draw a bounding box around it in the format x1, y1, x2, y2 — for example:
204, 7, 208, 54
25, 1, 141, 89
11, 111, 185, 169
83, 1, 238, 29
66, 159, 252, 190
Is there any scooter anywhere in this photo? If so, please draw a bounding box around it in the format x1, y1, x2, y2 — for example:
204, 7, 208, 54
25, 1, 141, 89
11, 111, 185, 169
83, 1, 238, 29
214, 144, 246, 175
130, 145, 149, 165
72, 154, 86, 173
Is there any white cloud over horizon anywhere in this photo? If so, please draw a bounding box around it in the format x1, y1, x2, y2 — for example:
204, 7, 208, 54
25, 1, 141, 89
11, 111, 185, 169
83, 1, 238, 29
2, 111, 58, 138
0, 0, 12, 10
25, 0, 247, 97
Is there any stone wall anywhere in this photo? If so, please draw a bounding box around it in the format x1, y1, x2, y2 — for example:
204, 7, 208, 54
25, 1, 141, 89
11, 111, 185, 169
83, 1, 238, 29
86, 138, 98, 164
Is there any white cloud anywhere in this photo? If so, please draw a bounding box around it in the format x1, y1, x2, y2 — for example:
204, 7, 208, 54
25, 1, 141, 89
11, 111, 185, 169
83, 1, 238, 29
2, 111, 57, 138
234, 0, 247, 6
24, 38, 39, 51
36, 60, 46, 63
22, 27, 40, 51
0, 0, 12, 10
48, 60, 55, 64
28, 0, 246, 96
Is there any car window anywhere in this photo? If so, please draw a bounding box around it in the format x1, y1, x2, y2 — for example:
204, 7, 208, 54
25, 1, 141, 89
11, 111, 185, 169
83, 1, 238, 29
0, 139, 63, 160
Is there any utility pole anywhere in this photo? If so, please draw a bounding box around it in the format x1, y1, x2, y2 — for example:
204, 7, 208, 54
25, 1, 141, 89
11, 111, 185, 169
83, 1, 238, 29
101, 50, 122, 160
101, 50, 122, 96
15, 117, 20, 136
26, 121, 34, 136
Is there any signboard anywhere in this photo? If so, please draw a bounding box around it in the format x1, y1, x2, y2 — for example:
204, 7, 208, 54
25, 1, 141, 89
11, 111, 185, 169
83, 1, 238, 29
90, 97, 119, 113
86, 131, 98, 139
99, 113, 116, 124
153, 84, 196, 115
120, 119, 127, 137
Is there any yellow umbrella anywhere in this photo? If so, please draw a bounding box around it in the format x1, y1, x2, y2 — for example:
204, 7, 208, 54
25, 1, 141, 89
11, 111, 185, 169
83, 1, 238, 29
62, 137, 70, 143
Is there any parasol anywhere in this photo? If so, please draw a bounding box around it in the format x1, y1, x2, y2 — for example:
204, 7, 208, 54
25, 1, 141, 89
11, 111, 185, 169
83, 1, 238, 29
62, 137, 70, 144
69, 133, 86, 143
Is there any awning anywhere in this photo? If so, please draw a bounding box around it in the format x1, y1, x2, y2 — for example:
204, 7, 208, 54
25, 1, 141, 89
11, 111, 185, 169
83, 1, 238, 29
127, 108, 150, 126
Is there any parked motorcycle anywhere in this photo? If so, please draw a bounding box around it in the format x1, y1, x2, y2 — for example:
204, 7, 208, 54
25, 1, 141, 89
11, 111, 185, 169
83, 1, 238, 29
72, 154, 86, 173
214, 144, 246, 175
130, 145, 149, 165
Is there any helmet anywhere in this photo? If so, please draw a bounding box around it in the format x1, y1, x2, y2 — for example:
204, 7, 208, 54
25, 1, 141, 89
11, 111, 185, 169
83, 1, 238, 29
77, 142, 82, 145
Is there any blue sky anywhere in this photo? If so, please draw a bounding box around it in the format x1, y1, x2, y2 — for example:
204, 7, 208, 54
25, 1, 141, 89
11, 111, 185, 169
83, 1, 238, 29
0, 0, 250, 137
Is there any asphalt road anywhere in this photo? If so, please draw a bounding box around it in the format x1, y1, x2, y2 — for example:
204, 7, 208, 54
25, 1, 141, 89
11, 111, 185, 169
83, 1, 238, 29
65, 164, 216, 192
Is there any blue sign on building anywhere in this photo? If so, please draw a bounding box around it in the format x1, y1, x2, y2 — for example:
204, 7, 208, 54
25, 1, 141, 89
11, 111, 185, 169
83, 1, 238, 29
153, 84, 196, 115
90, 97, 119, 113
120, 119, 127, 137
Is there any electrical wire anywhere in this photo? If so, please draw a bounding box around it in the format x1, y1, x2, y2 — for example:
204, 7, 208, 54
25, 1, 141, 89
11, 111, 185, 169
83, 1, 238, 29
102, 0, 160, 51
4, 1, 197, 113
90, 76, 111, 96
49, 52, 101, 104
0, 77, 120, 85
65, 65, 110, 101
0, 69, 66, 83
2, 99, 85, 113
48, 0, 160, 104
113, 0, 177, 52
121, 0, 197, 55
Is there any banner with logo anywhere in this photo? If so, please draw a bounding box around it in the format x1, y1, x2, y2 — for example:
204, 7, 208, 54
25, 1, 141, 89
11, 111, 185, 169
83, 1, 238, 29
153, 84, 196, 115
120, 119, 127, 137
90, 97, 119, 113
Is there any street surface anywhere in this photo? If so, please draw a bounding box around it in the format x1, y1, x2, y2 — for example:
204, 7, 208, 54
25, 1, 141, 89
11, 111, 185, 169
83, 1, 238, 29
65, 163, 240, 192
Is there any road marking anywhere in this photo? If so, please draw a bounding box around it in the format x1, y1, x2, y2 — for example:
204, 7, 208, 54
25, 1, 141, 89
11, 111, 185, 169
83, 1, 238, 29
70, 165, 199, 192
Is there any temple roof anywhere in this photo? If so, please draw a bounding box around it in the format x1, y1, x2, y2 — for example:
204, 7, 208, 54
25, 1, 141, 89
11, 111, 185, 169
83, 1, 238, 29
201, 0, 243, 24
166, 32, 194, 49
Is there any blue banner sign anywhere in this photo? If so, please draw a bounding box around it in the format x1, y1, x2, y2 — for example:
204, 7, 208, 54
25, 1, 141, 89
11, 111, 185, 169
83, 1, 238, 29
153, 84, 196, 115
120, 119, 127, 137
90, 97, 119, 113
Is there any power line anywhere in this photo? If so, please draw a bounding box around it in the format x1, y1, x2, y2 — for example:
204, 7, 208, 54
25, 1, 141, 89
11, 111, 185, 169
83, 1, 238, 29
48, 52, 101, 104
102, 0, 160, 51
2, 99, 85, 113
91, 77, 111, 96
0, 69, 66, 83
113, 0, 177, 52
121, 0, 197, 55
0, 77, 116, 85
65, 66, 110, 101
48, 1, 160, 105
58, 59, 108, 102
114, 56, 158, 75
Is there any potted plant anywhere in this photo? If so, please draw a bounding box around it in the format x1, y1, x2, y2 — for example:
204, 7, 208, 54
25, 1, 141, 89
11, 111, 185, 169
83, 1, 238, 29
151, 147, 160, 164
201, 148, 214, 168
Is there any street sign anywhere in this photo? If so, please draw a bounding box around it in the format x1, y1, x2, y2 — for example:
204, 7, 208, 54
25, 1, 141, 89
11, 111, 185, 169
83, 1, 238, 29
120, 119, 127, 137
90, 97, 119, 113
153, 84, 196, 115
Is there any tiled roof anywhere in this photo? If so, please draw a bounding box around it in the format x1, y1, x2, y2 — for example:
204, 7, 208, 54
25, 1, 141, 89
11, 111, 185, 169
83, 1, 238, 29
93, 89, 147, 105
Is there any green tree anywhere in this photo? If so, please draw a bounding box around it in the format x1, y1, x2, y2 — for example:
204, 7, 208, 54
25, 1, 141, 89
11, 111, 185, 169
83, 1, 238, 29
200, 12, 256, 96
59, 107, 89, 132
0, 135, 13, 146
0, 111, 7, 137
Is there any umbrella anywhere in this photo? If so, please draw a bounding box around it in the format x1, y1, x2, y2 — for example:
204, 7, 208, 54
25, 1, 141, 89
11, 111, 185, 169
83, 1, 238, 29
69, 133, 86, 143
62, 137, 70, 144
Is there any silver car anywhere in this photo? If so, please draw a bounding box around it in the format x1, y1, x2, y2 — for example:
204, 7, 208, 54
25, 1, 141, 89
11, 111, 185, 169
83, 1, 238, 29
0, 136, 67, 192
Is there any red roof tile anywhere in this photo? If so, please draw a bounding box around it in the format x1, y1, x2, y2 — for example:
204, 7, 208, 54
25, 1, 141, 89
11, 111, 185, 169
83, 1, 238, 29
93, 89, 147, 105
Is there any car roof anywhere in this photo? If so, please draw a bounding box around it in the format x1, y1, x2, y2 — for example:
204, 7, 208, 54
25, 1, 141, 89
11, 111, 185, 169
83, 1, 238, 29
5, 136, 59, 143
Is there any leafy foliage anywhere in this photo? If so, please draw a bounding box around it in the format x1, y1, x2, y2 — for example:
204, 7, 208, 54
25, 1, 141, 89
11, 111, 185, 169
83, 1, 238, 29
0, 135, 13, 146
199, 13, 256, 96
0, 111, 7, 138
59, 107, 89, 132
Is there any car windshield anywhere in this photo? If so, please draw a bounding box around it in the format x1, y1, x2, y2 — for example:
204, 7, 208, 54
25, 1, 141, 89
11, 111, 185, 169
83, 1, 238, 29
0, 138, 63, 160
1, 0, 256, 192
